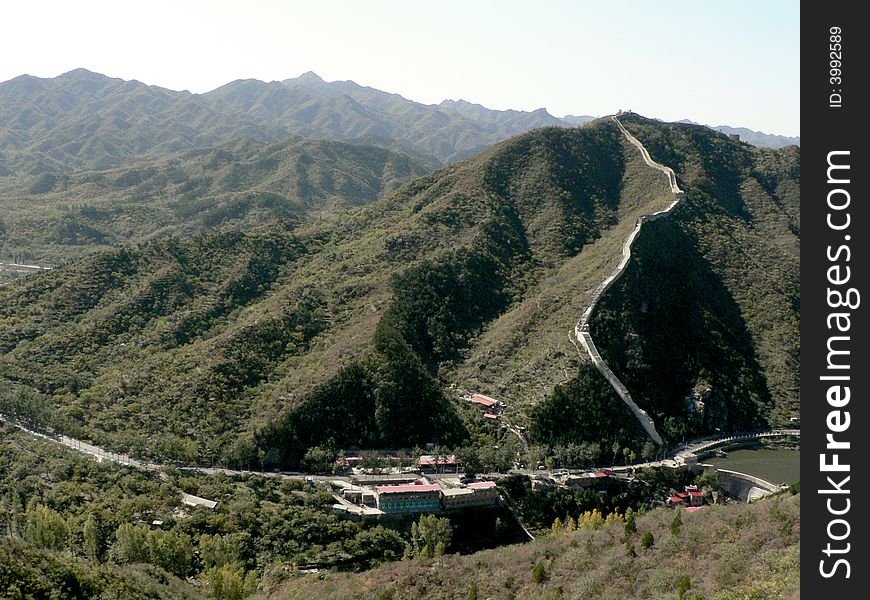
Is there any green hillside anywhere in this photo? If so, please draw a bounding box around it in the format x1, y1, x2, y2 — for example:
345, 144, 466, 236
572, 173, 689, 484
0, 135, 427, 273
0, 116, 799, 467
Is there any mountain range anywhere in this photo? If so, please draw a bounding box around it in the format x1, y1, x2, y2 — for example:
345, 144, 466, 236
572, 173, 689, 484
677, 119, 800, 149
0, 69, 796, 179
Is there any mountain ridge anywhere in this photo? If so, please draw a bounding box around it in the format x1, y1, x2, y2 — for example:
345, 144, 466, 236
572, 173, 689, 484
0, 70, 798, 177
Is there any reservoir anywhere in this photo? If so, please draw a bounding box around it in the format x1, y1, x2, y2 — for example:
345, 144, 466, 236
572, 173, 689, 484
705, 446, 800, 486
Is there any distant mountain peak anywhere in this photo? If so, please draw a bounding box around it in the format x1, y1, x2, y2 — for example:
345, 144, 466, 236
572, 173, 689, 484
294, 71, 325, 84
58, 68, 107, 81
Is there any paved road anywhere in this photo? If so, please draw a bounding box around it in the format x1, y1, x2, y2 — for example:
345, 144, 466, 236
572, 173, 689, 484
570, 116, 686, 446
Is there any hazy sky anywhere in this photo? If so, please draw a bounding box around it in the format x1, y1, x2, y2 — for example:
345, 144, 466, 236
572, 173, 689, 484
2, 0, 799, 136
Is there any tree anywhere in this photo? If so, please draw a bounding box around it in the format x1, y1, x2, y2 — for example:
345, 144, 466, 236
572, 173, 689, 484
611, 441, 621, 465
148, 529, 194, 577
565, 516, 577, 532
302, 445, 335, 475
456, 446, 482, 478
200, 533, 245, 569
641, 531, 655, 549
82, 513, 102, 562
671, 510, 682, 536
24, 503, 69, 551
410, 514, 452, 559
112, 523, 150, 564
205, 563, 256, 600
624, 508, 637, 536
532, 562, 548, 584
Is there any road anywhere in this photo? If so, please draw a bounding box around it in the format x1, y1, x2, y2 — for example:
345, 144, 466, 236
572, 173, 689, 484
570, 116, 686, 446
0, 261, 53, 273
2, 412, 799, 486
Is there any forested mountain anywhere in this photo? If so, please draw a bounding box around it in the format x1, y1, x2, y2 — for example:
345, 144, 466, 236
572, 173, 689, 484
0, 136, 427, 270
0, 68, 798, 183
0, 69, 576, 175
0, 69, 287, 175
0, 116, 799, 469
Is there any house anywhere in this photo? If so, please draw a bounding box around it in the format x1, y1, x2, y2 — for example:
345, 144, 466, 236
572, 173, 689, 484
468, 394, 498, 409
668, 486, 705, 508
685, 486, 705, 507
441, 488, 476, 510
181, 492, 217, 510
376, 483, 443, 513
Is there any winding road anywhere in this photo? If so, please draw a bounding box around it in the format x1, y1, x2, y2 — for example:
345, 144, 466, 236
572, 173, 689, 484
572, 116, 685, 446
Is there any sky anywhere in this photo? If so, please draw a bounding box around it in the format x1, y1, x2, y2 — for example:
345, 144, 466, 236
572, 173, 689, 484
1, 0, 799, 136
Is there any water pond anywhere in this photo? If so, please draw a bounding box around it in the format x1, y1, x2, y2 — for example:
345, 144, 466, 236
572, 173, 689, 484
705, 445, 800, 485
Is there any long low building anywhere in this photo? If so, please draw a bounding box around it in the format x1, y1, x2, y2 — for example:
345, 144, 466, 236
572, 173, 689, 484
442, 481, 499, 510
374, 481, 500, 513
376, 484, 443, 513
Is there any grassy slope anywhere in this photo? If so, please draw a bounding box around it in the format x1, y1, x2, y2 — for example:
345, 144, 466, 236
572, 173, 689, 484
445, 126, 673, 414
268, 493, 800, 600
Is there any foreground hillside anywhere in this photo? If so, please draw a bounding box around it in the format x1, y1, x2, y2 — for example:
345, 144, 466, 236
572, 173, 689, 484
0, 116, 799, 468
268, 493, 800, 600
0, 425, 404, 599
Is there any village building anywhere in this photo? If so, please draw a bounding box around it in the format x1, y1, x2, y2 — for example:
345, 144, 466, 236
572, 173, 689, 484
668, 485, 705, 507
376, 483, 443, 513
441, 481, 499, 510
418, 454, 462, 474
466, 480, 499, 503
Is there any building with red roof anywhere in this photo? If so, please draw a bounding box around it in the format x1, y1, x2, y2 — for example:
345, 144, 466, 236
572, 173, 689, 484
417, 454, 462, 474
376, 483, 443, 513
687, 490, 705, 506
468, 394, 498, 408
